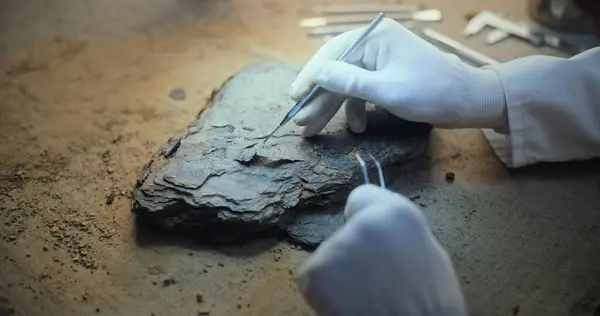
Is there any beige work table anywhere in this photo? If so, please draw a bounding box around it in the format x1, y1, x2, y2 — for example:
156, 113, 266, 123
0, 0, 598, 315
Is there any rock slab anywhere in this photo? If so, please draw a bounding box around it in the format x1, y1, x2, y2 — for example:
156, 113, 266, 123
132, 62, 431, 247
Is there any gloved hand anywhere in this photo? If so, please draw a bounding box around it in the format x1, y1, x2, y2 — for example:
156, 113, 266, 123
297, 184, 467, 316
290, 18, 508, 137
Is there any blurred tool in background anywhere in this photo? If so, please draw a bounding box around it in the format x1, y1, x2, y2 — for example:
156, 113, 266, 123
310, 4, 421, 15
529, 0, 597, 34
464, 10, 599, 55
302, 0, 600, 65
572, 0, 600, 32
301, 4, 499, 67
299, 9, 441, 28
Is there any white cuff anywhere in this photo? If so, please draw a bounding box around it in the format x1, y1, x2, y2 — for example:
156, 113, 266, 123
480, 65, 527, 168
483, 50, 600, 168
480, 64, 528, 168
463, 66, 508, 129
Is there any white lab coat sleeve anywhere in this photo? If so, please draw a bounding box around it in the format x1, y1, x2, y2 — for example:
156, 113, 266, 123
481, 47, 600, 168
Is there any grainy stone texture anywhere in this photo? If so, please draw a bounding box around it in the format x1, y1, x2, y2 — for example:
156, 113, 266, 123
132, 62, 431, 246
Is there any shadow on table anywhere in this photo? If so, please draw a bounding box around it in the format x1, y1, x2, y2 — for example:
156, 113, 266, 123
508, 157, 600, 180
133, 214, 284, 257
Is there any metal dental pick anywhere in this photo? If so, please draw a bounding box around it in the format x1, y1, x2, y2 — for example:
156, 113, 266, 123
263, 12, 386, 143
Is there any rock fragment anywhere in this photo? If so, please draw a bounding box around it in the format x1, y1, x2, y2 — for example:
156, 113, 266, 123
169, 88, 186, 101
132, 62, 431, 246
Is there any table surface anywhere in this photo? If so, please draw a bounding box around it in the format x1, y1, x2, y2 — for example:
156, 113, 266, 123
0, 0, 599, 315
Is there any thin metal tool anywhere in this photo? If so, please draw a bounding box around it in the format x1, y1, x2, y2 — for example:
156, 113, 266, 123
264, 12, 386, 143
311, 4, 420, 15
464, 11, 543, 44
419, 28, 499, 66
299, 10, 441, 28
355, 151, 386, 188
464, 10, 595, 55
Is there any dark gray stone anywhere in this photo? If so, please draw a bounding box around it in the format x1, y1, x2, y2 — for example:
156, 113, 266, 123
169, 88, 186, 100
132, 62, 431, 246
286, 212, 345, 248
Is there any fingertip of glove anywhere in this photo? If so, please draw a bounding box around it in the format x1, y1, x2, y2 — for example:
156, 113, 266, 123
347, 115, 367, 134
293, 109, 309, 126
289, 83, 306, 102
344, 184, 383, 219
299, 126, 318, 138
344, 185, 421, 221
313, 61, 337, 86
302, 126, 325, 138
289, 73, 315, 102
347, 184, 384, 203
293, 117, 308, 127
344, 99, 367, 134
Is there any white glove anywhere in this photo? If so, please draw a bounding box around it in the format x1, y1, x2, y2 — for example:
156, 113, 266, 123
290, 18, 508, 137
297, 184, 467, 316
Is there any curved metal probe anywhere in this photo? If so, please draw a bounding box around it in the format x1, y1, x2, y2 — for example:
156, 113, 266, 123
355, 152, 370, 184
367, 152, 386, 189
355, 151, 386, 188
